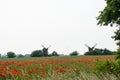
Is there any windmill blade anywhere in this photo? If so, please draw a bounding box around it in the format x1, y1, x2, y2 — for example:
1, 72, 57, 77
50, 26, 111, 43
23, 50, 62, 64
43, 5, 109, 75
93, 43, 97, 48
85, 44, 89, 47
94, 43, 97, 47
41, 44, 45, 48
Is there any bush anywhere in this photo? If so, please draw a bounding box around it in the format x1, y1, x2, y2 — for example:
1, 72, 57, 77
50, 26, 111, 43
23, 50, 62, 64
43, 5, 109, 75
18, 54, 24, 58
94, 60, 120, 77
70, 51, 79, 56
84, 48, 114, 55
115, 48, 120, 60
51, 51, 59, 56
84, 49, 101, 55
31, 50, 44, 57
7, 52, 16, 58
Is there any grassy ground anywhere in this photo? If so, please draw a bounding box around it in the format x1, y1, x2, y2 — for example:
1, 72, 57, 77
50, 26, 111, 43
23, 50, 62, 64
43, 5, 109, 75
0, 55, 116, 80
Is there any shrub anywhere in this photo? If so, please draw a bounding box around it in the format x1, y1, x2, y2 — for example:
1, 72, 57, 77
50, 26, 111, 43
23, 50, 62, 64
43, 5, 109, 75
7, 51, 16, 58
30, 50, 44, 57
51, 51, 59, 56
84, 48, 114, 55
84, 49, 101, 55
115, 48, 120, 60
70, 51, 79, 56
18, 54, 24, 58
94, 60, 120, 77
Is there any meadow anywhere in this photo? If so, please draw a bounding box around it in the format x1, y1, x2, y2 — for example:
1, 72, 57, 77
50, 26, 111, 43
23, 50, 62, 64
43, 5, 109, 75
0, 56, 116, 80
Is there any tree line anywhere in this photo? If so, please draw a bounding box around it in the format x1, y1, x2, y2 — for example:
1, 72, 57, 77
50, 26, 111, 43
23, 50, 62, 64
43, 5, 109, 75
0, 48, 115, 58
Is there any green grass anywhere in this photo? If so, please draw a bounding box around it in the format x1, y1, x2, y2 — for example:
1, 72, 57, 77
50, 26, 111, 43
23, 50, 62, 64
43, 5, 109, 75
0, 55, 116, 80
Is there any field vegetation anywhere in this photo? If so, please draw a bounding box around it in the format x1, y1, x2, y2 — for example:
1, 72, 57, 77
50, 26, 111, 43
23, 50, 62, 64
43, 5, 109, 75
0, 56, 117, 80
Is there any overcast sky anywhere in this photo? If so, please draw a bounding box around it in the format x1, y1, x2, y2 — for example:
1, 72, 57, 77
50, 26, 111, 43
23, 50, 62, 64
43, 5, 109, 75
0, 0, 117, 55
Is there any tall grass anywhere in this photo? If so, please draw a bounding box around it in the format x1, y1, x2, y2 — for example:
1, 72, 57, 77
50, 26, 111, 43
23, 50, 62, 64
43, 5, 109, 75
0, 56, 116, 80
38, 71, 118, 80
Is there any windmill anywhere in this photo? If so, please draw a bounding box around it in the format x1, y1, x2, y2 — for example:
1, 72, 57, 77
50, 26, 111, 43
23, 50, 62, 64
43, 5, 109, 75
41, 45, 51, 56
85, 43, 97, 51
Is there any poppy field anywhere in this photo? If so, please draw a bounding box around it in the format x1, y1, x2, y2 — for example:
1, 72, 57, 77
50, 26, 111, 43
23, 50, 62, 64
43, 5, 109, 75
0, 56, 115, 80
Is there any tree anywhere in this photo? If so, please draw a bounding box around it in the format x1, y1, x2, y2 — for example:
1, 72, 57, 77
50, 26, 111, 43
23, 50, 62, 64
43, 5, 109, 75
51, 51, 59, 56
84, 48, 114, 55
30, 50, 44, 57
7, 51, 16, 58
97, 0, 120, 26
112, 28, 120, 46
84, 49, 101, 55
97, 0, 120, 59
18, 54, 24, 58
70, 51, 79, 56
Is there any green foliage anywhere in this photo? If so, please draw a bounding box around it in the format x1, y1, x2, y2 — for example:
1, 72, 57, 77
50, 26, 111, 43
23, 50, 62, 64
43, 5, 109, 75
84, 48, 114, 55
112, 28, 120, 60
115, 48, 120, 60
94, 60, 120, 77
30, 50, 44, 57
18, 54, 24, 58
97, 0, 120, 59
112, 29, 120, 41
97, 0, 120, 26
70, 51, 79, 56
84, 49, 101, 55
51, 51, 59, 56
7, 51, 16, 58
112, 29, 120, 46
